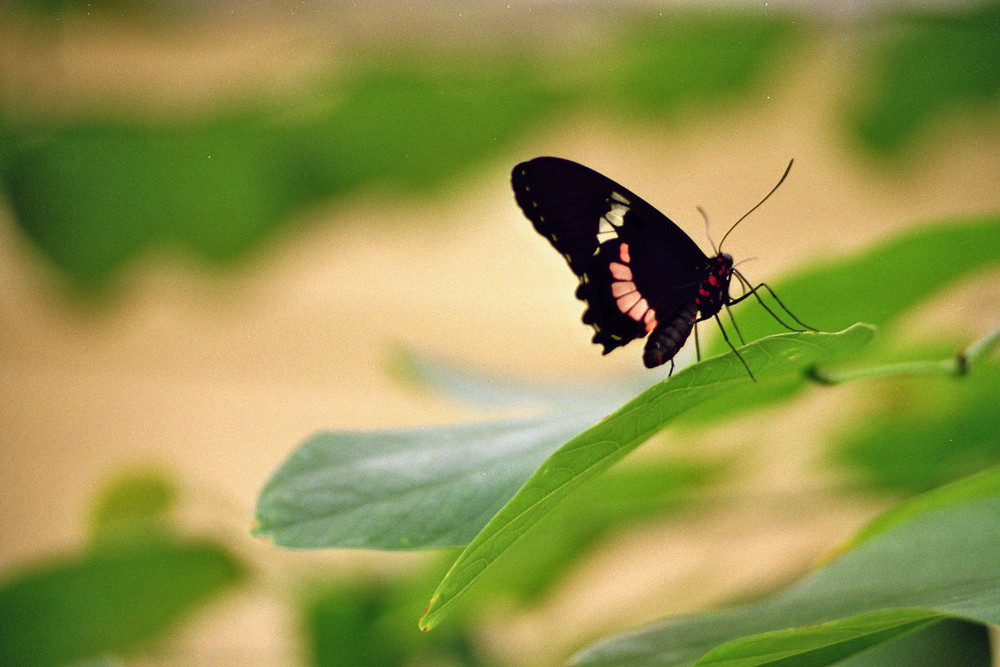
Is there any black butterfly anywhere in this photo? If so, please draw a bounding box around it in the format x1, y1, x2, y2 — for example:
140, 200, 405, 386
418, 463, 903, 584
511, 157, 812, 378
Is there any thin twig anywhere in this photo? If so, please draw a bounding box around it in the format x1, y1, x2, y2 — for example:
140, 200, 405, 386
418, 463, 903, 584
806, 321, 1000, 386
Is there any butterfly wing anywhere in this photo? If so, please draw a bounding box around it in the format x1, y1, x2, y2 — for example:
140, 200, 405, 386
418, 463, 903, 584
512, 157, 709, 356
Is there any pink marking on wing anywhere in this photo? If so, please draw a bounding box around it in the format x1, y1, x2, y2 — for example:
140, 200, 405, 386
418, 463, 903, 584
616, 292, 640, 313
644, 308, 658, 333
619, 243, 631, 263
609, 262, 633, 281
627, 298, 649, 321
611, 280, 637, 298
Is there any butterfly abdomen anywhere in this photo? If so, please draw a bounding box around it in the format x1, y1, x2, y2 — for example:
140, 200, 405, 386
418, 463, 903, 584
642, 302, 698, 369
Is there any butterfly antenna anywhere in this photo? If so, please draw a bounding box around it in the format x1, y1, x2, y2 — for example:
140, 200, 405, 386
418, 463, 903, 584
718, 159, 794, 252
697, 206, 719, 255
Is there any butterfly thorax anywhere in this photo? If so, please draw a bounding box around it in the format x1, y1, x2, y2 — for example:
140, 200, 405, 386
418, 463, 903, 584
693, 253, 734, 320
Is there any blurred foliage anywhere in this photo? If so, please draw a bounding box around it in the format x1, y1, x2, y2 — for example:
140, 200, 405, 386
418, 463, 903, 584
1, 9, 797, 287
0, 470, 243, 667
572, 484, 1000, 665
304, 581, 484, 667
470, 459, 715, 605
831, 365, 1000, 494
3, 3, 997, 288
848, 1, 1000, 154
88, 466, 178, 546
837, 619, 990, 667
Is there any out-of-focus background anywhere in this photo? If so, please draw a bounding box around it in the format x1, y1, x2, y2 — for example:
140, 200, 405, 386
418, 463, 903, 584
2, 1, 999, 665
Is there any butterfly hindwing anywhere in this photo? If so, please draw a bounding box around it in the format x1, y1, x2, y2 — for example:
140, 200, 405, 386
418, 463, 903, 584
512, 157, 709, 356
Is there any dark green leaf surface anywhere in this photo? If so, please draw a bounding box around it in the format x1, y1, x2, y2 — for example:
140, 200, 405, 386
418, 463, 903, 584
253, 414, 596, 549
694, 608, 939, 667
847, 2, 1000, 153
419, 325, 874, 629
571, 474, 1000, 666
0, 540, 243, 667
836, 618, 990, 667
831, 365, 1000, 494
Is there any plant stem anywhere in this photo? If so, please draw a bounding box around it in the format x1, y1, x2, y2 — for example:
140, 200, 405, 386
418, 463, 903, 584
806, 321, 1000, 386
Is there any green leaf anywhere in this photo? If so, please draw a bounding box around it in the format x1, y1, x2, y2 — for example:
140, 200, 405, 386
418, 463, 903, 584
692, 608, 940, 667
470, 459, 716, 603
570, 479, 1000, 666
830, 365, 1000, 494
88, 467, 178, 547
601, 13, 797, 116
841, 464, 1000, 552
419, 325, 874, 629
253, 414, 596, 549
846, 3, 1000, 154
0, 540, 243, 667
835, 618, 990, 667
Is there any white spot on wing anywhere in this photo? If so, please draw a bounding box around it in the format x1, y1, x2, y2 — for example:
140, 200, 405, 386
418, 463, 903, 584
596, 200, 629, 244
611, 191, 630, 204
606, 202, 628, 226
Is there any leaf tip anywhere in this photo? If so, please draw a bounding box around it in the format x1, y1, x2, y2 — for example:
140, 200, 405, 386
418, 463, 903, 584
419, 597, 439, 631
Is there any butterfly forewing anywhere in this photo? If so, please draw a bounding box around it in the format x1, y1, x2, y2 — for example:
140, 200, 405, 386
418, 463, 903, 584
512, 157, 710, 358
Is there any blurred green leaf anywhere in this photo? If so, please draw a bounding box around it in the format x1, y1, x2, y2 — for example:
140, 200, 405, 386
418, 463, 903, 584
88, 467, 177, 546
840, 464, 1000, 552
420, 325, 874, 629
1, 115, 306, 287
847, 2, 1000, 154
392, 346, 650, 411
604, 13, 796, 116
836, 618, 990, 667
305, 584, 409, 667
693, 608, 941, 667
0, 539, 243, 667
831, 365, 1000, 494
471, 459, 715, 604
253, 414, 597, 549
571, 483, 1000, 665
0, 9, 802, 289
304, 580, 485, 667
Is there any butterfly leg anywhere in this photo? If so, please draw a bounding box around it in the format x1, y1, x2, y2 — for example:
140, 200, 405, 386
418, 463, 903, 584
693, 321, 701, 362
751, 282, 817, 331
729, 273, 816, 332
713, 313, 755, 381
724, 302, 746, 345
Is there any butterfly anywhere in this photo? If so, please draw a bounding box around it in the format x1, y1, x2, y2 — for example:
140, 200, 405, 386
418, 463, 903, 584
511, 157, 812, 378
